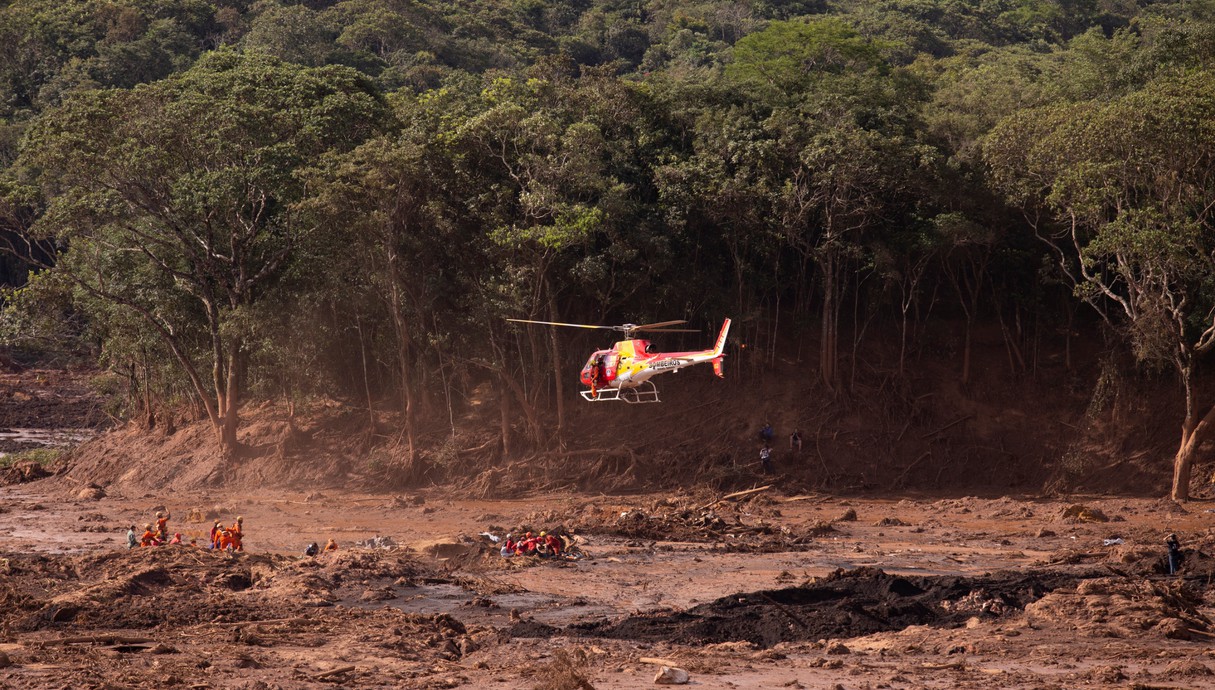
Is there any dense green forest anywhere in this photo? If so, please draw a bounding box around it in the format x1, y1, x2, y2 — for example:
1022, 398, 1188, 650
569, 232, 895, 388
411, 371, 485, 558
2, 0, 1214, 498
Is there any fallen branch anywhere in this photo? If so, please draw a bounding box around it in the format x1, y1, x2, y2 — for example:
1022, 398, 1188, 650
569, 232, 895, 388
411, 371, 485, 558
212, 617, 310, 628
39, 635, 154, 646
700, 485, 771, 509
759, 592, 809, 629
893, 451, 931, 488
921, 415, 972, 440
638, 657, 681, 666
919, 662, 965, 671
315, 665, 356, 679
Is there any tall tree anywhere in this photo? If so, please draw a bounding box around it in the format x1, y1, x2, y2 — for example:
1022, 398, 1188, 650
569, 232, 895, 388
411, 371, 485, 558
16, 50, 390, 454
986, 71, 1215, 500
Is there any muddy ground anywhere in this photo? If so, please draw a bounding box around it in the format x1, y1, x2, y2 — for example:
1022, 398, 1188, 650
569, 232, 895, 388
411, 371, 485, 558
3, 483, 1215, 689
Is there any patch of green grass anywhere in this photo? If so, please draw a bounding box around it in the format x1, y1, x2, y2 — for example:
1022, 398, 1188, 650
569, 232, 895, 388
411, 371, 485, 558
0, 448, 64, 468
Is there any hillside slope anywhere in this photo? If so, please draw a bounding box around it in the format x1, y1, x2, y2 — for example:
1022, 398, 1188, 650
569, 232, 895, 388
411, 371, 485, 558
46, 320, 1199, 500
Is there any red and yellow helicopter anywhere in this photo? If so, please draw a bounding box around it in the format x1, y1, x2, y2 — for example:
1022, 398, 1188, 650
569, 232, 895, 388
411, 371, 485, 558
506, 317, 732, 403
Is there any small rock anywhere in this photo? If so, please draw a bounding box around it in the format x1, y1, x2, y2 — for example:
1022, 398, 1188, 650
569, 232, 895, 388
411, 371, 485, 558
836, 509, 857, 522
825, 641, 850, 655
1036, 528, 1056, 538
77, 485, 105, 501
0, 651, 11, 668
654, 666, 690, 684
1061, 504, 1108, 523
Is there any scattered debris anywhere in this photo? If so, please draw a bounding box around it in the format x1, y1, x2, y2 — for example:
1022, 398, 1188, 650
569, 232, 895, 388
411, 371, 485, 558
1062, 505, 1109, 523
654, 665, 690, 684
355, 535, 399, 550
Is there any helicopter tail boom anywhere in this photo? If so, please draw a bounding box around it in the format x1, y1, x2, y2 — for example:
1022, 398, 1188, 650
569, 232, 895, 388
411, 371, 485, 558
713, 318, 731, 357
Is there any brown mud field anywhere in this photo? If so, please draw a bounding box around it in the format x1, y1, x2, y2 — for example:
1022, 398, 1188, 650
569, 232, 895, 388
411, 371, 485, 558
3, 481, 1215, 689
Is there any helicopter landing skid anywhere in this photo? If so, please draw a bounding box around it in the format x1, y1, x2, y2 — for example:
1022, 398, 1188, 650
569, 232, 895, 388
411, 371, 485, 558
580, 381, 661, 403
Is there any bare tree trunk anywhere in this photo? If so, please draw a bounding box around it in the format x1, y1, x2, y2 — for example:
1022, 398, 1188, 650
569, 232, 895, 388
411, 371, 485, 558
204, 297, 231, 451
499, 379, 512, 459
819, 251, 839, 392
386, 250, 416, 467
140, 353, 154, 429
1172, 368, 1215, 501
961, 314, 972, 386
545, 278, 565, 444
219, 338, 241, 454
357, 317, 376, 432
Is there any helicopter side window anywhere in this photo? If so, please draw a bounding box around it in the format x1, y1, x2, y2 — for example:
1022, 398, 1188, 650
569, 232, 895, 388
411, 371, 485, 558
602, 354, 618, 380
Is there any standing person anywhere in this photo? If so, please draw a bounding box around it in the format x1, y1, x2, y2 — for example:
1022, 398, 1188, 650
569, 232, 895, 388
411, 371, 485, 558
209, 520, 222, 549
759, 422, 774, 445
229, 516, 244, 552
759, 444, 773, 474
154, 511, 171, 542
790, 429, 802, 454
126, 525, 138, 549
1166, 533, 1183, 575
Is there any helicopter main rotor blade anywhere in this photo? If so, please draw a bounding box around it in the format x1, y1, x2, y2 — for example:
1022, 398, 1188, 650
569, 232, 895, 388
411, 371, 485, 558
506, 318, 615, 331
633, 320, 689, 331
638, 328, 699, 333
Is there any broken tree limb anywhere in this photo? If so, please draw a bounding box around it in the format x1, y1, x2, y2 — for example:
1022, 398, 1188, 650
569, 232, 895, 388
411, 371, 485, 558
700, 485, 771, 510
314, 665, 356, 679
213, 617, 309, 628
893, 451, 931, 488
638, 657, 681, 666
720, 485, 772, 501
921, 415, 972, 440
759, 592, 809, 629
40, 635, 154, 646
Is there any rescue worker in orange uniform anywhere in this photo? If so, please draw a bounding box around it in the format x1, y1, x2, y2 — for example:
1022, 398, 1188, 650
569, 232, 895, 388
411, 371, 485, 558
140, 524, 159, 547
324, 538, 338, 552
154, 511, 171, 542
209, 520, 222, 549
229, 516, 244, 552
544, 532, 562, 557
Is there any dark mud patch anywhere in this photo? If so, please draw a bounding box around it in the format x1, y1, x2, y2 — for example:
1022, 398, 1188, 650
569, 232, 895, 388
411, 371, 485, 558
513, 566, 1089, 648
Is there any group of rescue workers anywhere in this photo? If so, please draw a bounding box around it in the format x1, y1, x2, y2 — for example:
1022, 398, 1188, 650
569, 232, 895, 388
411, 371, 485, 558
499, 530, 565, 558
125, 510, 246, 552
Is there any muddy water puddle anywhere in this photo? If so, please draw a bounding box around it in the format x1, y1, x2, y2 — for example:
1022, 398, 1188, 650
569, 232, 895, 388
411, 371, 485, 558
0, 427, 95, 454
348, 581, 618, 627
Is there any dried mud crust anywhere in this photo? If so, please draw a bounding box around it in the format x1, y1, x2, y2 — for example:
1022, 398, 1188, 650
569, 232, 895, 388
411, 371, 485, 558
1, 547, 442, 633
534, 492, 831, 552
512, 567, 1125, 648
0, 548, 495, 689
